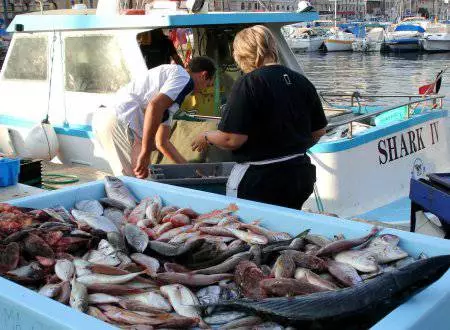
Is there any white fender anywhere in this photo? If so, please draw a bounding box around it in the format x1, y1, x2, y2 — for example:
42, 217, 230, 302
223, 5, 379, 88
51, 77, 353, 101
10, 123, 59, 160
0, 126, 15, 156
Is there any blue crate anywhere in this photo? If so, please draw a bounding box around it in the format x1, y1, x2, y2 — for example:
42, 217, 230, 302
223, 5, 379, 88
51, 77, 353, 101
0, 157, 20, 187
6, 177, 450, 329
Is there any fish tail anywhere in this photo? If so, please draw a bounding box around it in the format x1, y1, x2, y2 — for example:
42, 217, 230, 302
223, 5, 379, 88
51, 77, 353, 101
228, 203, 239, 213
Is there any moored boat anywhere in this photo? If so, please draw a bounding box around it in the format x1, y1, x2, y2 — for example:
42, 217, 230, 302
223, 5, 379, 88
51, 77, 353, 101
324, 28, 355, 52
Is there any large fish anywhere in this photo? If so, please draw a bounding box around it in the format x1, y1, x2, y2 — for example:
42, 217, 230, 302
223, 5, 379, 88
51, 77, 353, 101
334, 250, 379, 273
124, 224, 149, 253
104, 176, 137, 210
71, 210, 119, 233
210, 255, 450, 321
315, 227, 380, 256
260, 278, 330, 297
75, 200, 104, 216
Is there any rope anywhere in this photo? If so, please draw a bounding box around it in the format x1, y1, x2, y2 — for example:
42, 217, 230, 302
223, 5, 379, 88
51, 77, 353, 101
42, 173, 79, 184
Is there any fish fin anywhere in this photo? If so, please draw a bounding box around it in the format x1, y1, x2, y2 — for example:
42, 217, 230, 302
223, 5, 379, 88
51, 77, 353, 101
228, 203, 239, 213
294, 229, 311, 239
250, 219, 261, 225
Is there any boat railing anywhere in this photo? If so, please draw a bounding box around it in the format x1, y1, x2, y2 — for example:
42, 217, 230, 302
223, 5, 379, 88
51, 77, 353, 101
323, 94, 445, 138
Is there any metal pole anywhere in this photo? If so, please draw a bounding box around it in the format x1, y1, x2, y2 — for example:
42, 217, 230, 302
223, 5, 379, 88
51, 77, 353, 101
2, 0, 9, 25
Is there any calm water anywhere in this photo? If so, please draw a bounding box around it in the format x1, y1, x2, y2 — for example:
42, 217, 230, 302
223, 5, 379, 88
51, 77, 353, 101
295, 52, 450, 104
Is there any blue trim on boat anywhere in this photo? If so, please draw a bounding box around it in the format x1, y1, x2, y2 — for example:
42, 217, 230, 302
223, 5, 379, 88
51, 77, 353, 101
310, 110, 447, 153
0, 115, 93, 139
7, 12, 320, 33
387, 38, 420, 45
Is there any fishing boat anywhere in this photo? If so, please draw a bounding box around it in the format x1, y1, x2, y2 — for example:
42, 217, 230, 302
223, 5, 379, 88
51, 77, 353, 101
0, 3, 449, 225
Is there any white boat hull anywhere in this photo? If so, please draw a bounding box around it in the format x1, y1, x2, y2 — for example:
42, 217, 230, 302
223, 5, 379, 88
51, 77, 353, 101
352, 40, 382, 52
304, 113, 450, 217
422, 38, 450, 52
287, 37, 324, 52
324, 39, 353, 52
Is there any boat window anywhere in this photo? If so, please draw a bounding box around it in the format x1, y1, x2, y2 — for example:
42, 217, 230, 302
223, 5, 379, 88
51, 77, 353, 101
241, 2, 244, 9
3, 36, 48, 81
247, 2, 251, 9
64, 35, 130, 93
254, 3, 257, 9
276, 5, 279, 10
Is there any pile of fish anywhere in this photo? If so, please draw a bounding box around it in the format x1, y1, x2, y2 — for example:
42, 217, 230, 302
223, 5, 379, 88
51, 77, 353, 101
0, 175, 449, 329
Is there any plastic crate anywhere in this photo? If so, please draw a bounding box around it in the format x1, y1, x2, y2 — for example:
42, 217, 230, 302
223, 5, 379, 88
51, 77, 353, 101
18, 159, 42, 187
0, 157, 20, 187
6, 177, 450, 330
150, 162, 235, 194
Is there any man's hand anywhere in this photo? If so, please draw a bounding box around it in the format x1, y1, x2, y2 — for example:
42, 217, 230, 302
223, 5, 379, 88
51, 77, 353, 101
191, 132, 208, 152
134, 152, 150, 179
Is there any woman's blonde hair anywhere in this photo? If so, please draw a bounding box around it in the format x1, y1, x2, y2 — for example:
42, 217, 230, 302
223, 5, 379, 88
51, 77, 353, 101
233, 25, 279, 73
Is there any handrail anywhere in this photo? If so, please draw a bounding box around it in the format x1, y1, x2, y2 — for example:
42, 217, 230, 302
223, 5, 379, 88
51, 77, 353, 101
320, 92, 446, 98
326, 95, 445, 138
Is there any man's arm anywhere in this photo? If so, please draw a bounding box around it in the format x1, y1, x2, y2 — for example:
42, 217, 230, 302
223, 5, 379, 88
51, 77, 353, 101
155, 124, 187, 163
134, 93, 174, 178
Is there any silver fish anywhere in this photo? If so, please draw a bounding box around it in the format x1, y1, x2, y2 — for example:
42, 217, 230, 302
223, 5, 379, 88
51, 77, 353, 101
70, 278, 88, 313
305, 234, 332, 247
218, 316, 262, 330
125, 292, 172, 312
39, 283, 62, 298
146, 195, 163, 224
294, 268, 339, 291
88, 293, 121, 304
364, 244, 408, 264
196, 285, 221, 306
103, 208, 125, 228
86, 250, 120, 267
193, 251, 251, 275
73, 259, 92, 277
71, 210, 118, 233
125, 224, 149, 253
55, 259, 75, 281
75, 200, 104, 216
107, 232, 128, 253
77, 271, 145, 285
104, 176, 137, 209
327, 259, 362, 287
160, 284, 202, 320
99, 197, 127, 210
204, 311, 248, 325
130, 253, 160, 276
334, 250, 379, 273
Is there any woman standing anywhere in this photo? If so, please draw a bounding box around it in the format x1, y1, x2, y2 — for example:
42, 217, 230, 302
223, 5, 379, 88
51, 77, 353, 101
191, 25, 327, 210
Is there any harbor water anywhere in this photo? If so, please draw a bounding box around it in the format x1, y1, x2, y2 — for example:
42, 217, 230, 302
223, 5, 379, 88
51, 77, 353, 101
296, 52, 450, 101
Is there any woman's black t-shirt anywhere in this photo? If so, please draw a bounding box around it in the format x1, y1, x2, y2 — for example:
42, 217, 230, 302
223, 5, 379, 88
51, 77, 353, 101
218, 65, 327, 163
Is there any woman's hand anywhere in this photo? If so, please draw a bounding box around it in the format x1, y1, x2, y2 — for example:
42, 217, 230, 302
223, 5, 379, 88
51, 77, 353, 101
191, 132, 208, 152
133, 152, 150, 179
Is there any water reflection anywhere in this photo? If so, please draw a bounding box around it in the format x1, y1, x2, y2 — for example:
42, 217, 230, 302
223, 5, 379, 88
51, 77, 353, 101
296, 52, 450, 102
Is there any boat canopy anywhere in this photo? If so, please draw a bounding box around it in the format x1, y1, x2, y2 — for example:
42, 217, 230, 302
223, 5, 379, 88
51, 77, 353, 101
394, 24, 425, 33
7, 11, 319, 33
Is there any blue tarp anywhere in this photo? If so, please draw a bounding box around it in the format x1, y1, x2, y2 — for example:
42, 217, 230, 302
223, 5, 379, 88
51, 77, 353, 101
395, 24, 425, 32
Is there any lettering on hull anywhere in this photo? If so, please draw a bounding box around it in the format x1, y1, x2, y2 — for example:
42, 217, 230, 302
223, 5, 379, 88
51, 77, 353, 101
378, 121, 440, 165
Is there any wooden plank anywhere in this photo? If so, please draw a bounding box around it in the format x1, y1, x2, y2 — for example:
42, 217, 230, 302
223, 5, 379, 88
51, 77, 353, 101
42, 161, 112, 190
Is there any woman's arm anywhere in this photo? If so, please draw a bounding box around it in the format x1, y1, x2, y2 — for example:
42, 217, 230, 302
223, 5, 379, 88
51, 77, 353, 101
192, 130, 248, 152
155, 124, 187, 164
312, 127, 326, 144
